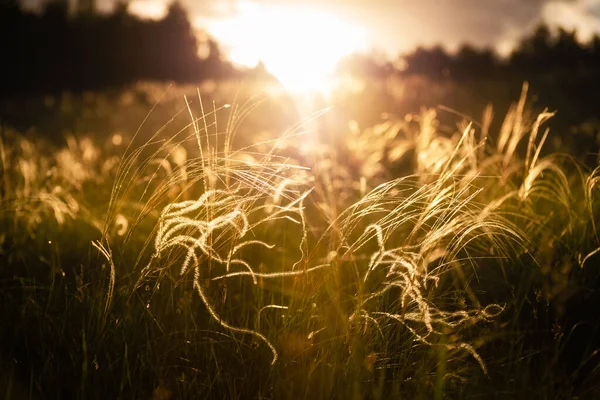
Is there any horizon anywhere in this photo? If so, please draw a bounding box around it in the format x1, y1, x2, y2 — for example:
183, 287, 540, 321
18, 0, 600, 59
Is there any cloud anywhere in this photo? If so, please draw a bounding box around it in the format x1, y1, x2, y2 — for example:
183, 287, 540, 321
542, 0, 600, 40
192, 0, 554, 54
150, 0, 600, 53
25, 0, 600, 54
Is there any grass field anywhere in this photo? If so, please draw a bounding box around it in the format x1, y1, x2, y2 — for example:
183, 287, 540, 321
1, 82, 600, 399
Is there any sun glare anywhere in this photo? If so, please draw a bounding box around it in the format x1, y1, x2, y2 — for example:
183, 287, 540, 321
202, 2, 368, 93
128, 0, 167, 20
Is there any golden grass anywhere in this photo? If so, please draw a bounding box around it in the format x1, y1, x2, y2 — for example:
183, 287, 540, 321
2, 83, 599, 394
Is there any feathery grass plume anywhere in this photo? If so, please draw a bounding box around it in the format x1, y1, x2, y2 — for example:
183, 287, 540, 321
574, 162, 600, 268
150, 184, 316, 364
296, 101, 532, 375
0, 129, 106, 235
334, 173, 517, 373
91, 239, 116, 328
475, 86, 600, 302
55, 81, 597, 392
498, 83, 531, 168
585, 164, 600, 242
100, 89, 325, 365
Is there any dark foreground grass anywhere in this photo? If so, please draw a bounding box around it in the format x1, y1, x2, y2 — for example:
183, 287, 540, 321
1, 86, 600, 399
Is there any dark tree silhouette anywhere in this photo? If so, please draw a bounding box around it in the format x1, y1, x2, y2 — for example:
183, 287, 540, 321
402, 45, 453, 79
152, 1, 201, 81
451, 45, 499, 80
4, 1, 600, 157
0, 0, 237, 95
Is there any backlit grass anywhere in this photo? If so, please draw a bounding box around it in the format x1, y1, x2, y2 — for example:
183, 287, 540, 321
1, 85, 599, 399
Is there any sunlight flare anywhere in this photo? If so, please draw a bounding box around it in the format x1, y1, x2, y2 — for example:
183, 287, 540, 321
128, 0, 167, 20
201, 2, 368, 93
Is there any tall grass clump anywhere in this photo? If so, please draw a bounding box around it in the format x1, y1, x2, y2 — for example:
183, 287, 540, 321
103, 87, 534, 395
1, 84, 599, 399
99, 91, 324, 368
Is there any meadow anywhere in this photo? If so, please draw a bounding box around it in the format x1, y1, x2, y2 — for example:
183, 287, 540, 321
1, 80, 600, 399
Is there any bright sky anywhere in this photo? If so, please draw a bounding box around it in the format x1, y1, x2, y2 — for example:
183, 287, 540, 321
119, 0, 600, 53
22, 0, 600, 55
20, 0, 600, 90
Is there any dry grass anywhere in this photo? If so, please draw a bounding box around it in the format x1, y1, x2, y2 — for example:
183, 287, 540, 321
1, 84, 599, 398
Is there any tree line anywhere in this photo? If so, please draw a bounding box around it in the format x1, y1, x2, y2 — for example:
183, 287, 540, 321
0, 0, 240, 96
341, 25, 600, 147
338, 25, 600, 82
3, 0, 600, 117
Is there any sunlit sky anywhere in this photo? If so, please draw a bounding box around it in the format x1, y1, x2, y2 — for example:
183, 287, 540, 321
20, 0, 600, 90
39, 0, 599, 53
22, 0, 600, 52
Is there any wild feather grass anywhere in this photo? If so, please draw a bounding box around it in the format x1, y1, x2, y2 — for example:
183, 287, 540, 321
95, 84, 598, 382
99, 87, 529, 377
2, 84, 600, 398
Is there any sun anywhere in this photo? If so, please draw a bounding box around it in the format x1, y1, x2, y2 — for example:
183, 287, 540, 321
202, 2, 369, 93
127, 0, 167, 20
